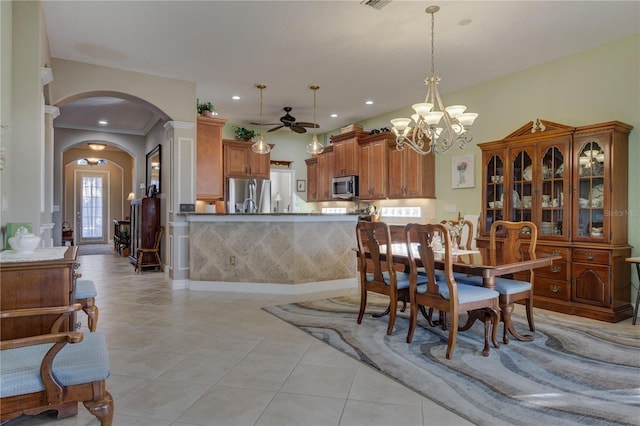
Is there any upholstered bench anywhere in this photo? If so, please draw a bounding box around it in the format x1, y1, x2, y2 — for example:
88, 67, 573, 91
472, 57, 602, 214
76, 279, 99, 331
0, 304, 113, 424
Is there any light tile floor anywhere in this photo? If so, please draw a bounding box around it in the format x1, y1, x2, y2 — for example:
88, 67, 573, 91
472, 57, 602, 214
11, 252, 638, 425
10, 253, 471, 426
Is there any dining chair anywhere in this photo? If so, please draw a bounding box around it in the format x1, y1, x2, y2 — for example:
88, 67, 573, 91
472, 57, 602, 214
456, 220, 538, 344
135, 226, 164, 274
356, 221, 426, 335
405, 223, 500, 359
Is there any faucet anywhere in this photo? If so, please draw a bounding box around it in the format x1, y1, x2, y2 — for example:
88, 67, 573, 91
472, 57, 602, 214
243, 198, 256, 213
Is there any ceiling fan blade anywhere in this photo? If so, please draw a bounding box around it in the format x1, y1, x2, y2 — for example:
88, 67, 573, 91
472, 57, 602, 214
251, 122, 281, 126
267, 125, 285, 132
290, 126, 307, 134
295, 122, 319, 128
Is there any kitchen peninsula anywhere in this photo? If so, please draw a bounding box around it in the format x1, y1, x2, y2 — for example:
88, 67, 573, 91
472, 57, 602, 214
185, 213, 358, 292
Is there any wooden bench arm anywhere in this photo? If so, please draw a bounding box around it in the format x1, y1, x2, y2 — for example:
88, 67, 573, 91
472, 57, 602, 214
0, 304, 82, 334
0, 331, 83, 350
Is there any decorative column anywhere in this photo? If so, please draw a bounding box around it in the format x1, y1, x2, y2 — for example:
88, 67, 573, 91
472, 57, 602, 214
163, 120, 194, 286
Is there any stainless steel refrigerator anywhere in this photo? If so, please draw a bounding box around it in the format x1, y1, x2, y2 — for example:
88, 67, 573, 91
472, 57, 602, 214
225, 177, 271, 213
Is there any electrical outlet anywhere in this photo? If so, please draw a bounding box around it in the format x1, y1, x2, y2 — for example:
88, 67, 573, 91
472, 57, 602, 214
229, 256, 235, 265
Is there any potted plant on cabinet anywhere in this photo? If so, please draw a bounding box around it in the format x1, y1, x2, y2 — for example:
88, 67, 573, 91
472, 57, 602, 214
197, 98, 217, 117
233, 126, 257, 141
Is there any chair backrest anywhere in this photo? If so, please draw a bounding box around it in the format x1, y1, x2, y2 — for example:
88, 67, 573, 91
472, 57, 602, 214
489, 220, 537, 262
406, 223, 456, 299
152, 226, 164, 250
463, 214, 480, 249
356, 221, 396, 285
440, 219, 474, 250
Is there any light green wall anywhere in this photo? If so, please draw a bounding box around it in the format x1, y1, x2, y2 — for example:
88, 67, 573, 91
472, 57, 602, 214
325, 34, 640, 302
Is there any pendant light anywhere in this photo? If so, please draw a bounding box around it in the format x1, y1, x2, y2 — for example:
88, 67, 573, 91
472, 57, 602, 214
306, 85, 324, 155
251, 84, 271, 155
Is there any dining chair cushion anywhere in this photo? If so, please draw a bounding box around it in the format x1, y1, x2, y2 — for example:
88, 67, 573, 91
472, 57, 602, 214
416, 281, 499, 303
0, 331, 110, 398
366, 271, 426, 290
75, 280, 97, 299
455, 275, 532, 295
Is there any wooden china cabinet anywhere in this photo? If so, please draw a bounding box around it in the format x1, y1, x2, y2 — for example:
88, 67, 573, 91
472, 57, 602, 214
478, 119, 633, 322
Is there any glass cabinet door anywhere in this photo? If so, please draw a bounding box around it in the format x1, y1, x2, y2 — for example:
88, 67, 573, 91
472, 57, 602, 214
484, 154, 504, 233
539, 146, 567, 238
576, 141, 605, 239
510, 149, 534, 224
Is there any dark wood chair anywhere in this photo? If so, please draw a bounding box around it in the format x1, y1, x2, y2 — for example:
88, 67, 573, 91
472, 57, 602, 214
456, 220, 538, 344
0, 304, 113, 425
355, 221, 426, 335
405, 223, 500, 359
135, 226, 164, 274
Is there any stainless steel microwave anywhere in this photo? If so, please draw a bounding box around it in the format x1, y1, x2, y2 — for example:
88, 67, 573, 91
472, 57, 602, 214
332, 175, 358, 199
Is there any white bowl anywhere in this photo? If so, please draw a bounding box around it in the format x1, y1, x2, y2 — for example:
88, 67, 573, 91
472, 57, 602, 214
9, 233, 41, 253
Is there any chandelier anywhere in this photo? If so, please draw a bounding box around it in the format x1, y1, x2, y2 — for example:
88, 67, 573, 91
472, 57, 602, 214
390, 5, 478, 155
306, 85, 324, 155
251, 84, 271, 155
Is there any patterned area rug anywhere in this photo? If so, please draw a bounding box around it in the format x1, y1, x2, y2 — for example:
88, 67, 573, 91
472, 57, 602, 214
263, 296, 640, 426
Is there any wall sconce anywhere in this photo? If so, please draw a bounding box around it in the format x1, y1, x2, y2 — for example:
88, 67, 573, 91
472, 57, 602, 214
127, 192, 135, 201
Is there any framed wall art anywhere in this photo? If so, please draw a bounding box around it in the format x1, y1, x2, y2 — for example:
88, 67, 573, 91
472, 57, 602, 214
296, 179, 306, 192
452, 154, 474, 189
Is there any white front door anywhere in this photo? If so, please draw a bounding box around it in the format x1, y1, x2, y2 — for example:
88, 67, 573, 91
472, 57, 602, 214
74, 171, 109, 244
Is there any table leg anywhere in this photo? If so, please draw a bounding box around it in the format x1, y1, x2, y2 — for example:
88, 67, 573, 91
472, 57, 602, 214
633, 263, 640, 326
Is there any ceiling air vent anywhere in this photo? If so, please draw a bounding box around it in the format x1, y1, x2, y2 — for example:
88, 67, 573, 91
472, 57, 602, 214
360, 0, 392, 11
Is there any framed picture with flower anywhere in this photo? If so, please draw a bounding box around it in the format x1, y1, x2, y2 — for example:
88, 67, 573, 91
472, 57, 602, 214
452, 154, 474, 189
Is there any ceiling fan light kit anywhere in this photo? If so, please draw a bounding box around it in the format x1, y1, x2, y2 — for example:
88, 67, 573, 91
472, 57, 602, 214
391, 5, 478, 155
306, 85, 324, 155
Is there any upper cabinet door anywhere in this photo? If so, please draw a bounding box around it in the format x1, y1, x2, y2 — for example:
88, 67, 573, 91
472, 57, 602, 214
509, 146, 535, 225
573, 137, 608, 241
538, 136, 571, 240
482, 149, 505, 236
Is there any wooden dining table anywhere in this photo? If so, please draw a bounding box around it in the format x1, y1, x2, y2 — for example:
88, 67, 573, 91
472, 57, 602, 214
379, 241, 561, 342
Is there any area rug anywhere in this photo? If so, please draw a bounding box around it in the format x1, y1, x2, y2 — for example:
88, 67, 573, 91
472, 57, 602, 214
263, 296, 640, 426
76, 244, 114, 256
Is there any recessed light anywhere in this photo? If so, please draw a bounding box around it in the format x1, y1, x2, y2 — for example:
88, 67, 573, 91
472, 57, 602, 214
365, 100, 374, 105
232, 95, 240, 100
98, 120, 108, 125
330, 113, 338, 118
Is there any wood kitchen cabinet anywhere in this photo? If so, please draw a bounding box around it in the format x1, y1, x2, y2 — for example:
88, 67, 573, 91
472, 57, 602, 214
129, 197, 161, 267
387, 138, 435, 199
196, 116, 227, 200
1, 246, 78, 340
331, 130, 364, 177
358, 132, 390, 200
316, 145, 334, 201
223, 139, 271, 179
477, 119, 633, 322
305, 157, 318, 202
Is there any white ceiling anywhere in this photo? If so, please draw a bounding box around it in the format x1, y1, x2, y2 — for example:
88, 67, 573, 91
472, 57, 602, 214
43, 1, 640, 137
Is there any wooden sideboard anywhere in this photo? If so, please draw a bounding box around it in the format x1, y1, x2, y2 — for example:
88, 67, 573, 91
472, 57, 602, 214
0, 246, 79, 340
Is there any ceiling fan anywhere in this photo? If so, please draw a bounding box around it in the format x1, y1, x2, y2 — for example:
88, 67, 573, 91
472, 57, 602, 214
252, 107, 319, 134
